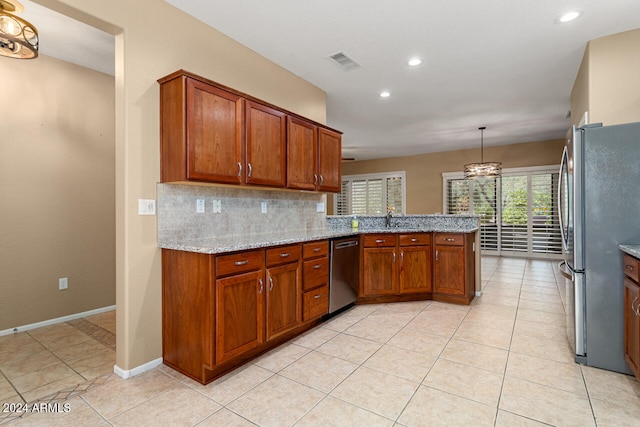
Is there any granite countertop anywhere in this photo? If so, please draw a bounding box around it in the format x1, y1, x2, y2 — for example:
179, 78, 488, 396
159, 224, 479, 255
619, 244, 640, 259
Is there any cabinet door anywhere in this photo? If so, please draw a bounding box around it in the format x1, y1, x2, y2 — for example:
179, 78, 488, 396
287, 116, 318, 190
317, 128, 342, 192
362, 248, 398, 296
216, 270, 264, 364
266, 263, 301, 341
245, 100, 287, 187
399, 246, 432, 293
186, 78, 243, 183
434, 245, 465, 296
624, 278, 640, 377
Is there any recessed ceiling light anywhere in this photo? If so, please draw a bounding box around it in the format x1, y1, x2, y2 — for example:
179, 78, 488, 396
556, 10, 581, 23
408, 58, 422, 66
379, 91, 391, 98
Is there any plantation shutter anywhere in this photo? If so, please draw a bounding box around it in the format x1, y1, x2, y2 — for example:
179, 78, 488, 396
336, 172, 405, 215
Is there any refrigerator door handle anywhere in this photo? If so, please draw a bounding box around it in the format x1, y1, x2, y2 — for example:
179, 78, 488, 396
558, 146, 568, 251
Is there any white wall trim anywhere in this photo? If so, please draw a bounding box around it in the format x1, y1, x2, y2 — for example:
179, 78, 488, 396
114, 358, 163, 380
0, 305, 116, 337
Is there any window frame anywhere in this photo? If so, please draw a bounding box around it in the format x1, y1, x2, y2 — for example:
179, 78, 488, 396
334, 171, 406, 215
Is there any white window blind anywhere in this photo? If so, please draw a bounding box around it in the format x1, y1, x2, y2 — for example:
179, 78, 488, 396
335, 172, 405, 215
443, 166, 561, 259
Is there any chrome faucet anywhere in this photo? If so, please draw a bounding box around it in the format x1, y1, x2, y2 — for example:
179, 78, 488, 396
385, 210, 393, 227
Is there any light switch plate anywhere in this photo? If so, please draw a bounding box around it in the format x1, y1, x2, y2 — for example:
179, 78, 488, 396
212, 199, 222, 213
316, 202, 325, 213
261, 201, 268, 214
138, 199, 156, 215
196, 199, 205, 213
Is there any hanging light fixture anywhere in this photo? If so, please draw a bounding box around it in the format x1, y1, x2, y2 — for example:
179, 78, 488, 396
0, 0, 38, 59
464, 126, 502, 179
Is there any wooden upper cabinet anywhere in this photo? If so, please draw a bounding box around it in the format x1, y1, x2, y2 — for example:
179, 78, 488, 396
160, 74, 244, 183
287, 116, 318, 191
317, 127, 342, 192
245, 100, 287, 187
159, 70, 342, 191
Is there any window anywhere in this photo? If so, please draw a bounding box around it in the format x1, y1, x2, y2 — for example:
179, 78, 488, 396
335, 172, 405, 215
443, 166, 561, 259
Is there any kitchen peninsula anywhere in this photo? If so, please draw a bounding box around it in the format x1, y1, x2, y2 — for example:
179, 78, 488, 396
158, 182, 479, 384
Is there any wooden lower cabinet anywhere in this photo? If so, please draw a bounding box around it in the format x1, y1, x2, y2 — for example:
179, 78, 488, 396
399, 246, 432, 293
362, 247, 398, 296
216, 270, 264, 364
433, 233, 476, 304
266, 262, 301, 341
623, 253, 640, 380
301, 240, 329, 320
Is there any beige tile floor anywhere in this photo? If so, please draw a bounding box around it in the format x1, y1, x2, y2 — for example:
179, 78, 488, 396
3, 257, 640, 426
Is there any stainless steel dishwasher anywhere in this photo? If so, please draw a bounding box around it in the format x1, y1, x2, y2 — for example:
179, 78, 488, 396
329, 237, 360, 314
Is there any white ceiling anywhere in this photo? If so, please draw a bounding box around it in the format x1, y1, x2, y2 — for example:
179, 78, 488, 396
14, 1, 640, 160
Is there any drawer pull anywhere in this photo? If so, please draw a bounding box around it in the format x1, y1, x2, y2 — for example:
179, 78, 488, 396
436, 250, 439, 261
259, 279, 263, 294
234, 260, 249, 266
411, 238, 419, 242
279, 253, 290, 258
269, 276, 274, 291
313, 295, 321, 299
375, 239, 385, 243
444, 238, 456, 242
237, 162, 242, 177
247, 162, 253, 177
313, 247, 321, 252
626, 265, 634, 271
633, 296, 640, 316
313, 264, 322, 269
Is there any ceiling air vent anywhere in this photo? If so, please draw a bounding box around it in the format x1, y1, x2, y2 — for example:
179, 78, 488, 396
329, 51, 361, 71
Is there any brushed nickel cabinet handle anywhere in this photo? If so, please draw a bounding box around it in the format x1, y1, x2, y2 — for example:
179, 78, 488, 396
411, 238, 419, 242
401, 252, 404, 262
234, 260, 249, 266
313, 174, 318, 186
313, 247, 321, 252
279, 253, 290, 258
632, 296, 639, 316
269, 276, 274, 291
313, 295, 321, 299
313, 264, 321, 269
444, 238, 455, 242
247, 162, 253, 177
375, 239, 385, 243
237, 162, 242, 177
436, 250, 439, 261
319, 175, 324, 185
626, 265, 634, 271
393, 253, 396, 263
259, 279, 263, 294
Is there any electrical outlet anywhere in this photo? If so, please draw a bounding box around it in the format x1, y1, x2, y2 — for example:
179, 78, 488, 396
261, 201, 268, 214
316, 202, 325, 213
212, 199, 222, 213
138, 199, 156, 215
59, 277, 68, 290
196, 199, 205, 213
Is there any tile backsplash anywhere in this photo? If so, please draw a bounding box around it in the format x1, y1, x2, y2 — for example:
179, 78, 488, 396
157, 184, 328, 243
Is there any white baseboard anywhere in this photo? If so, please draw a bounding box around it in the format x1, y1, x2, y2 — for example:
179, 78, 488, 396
0, 305, 116, 337
114, 358, 163, 379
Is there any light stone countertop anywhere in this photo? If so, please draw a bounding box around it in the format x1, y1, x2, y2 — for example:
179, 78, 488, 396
619, 244, 640, 259
158, 224, 479, 255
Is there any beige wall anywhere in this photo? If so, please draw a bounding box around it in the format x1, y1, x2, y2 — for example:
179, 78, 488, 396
0, 54, 115, 330
571, 28, 640, 125
338, 139, 564, 214
35, 0, 327, 371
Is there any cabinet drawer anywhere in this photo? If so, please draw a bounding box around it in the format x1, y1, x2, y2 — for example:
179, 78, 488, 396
303, 240, 328, 259
434, 233, 463, 246
303, 257, 329, 291
266, 244, 301, 267
303, 285, 328, 321
363, 234, 398, 247
216, 250, 264, 277
624, 254, 639, 282
399, 233, 431, 246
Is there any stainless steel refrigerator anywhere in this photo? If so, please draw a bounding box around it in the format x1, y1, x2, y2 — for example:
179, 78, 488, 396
558, 122, 640, 374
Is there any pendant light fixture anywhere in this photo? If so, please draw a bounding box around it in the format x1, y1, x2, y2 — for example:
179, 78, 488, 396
464, 126, 502, 179
0, 0, 38, 59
